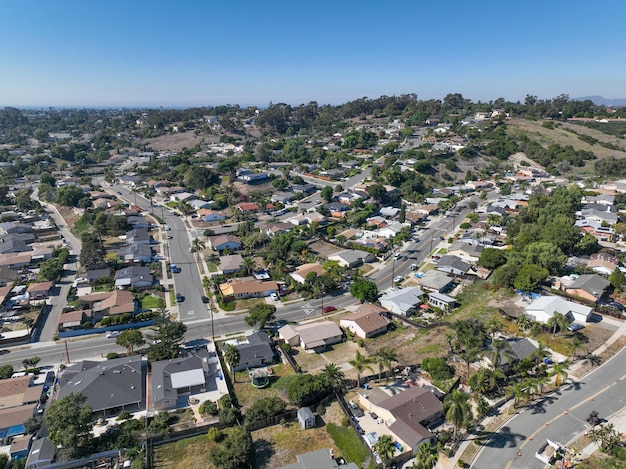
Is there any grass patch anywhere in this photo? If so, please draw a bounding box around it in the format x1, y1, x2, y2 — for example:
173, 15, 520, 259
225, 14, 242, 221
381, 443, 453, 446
105, 252, 118, 262
218, 300, 236, 311
358, 264, 374, 275
72, 216, 91, 234
326, 423, 370, 467
153, 434, 215, 469
235, 298, 266, 310
206, 261, 218, 273
142, 295, 165, 309
233, 363, 295, 410
149, 212, 164, 224
169, 289, 176, 305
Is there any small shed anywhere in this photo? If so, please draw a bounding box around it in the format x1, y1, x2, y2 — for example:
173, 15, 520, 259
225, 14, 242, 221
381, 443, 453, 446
297, 406, 315, 429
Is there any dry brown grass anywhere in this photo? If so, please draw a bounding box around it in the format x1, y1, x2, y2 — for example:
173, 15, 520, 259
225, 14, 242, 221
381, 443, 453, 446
232, 363, 294, 411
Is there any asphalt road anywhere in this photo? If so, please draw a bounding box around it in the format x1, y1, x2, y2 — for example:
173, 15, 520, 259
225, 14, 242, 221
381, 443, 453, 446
474, 346, 626, 468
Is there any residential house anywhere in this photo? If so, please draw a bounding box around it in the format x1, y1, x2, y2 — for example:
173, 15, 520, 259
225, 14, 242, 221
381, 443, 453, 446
151, 351, 212, 411
218, 254, 245, 275
58, 309, 93, 331
379, 206, 400, 218
197, 209, 226, 222
0, 375, 44, 411
271, 192, 296, 204
79, 290, 136, 318
378, 222, 405, 239
85, 268, 113, 284
235, 202, 262, 214
291, 321, 343, 352
189, 199, 212, 210
277, 448, 358, 469
264, 222, 292, 238
0, 253, 32, 270
435, 255, 471, 276
116, 243, 153, 263
237, 170, 269, 183
26, 281, 54, 300
10, 434, 32, 461
0, 239, 32, 254
415, 270, 454, 293
290, 183, 317, 195
587, 253, 621, 275
357, 385, 442, 452
25, 437, 56, 469
327, 249, 376, 268
525, 296, 593, 324
127, 216, 150, 229
57, 356, 146, 417
290, 263, 326, 284
120, 175, 139, 187
324, 202, 350, 219
278, 324, 300, 346
338, 192, 364, 204
557, 274, 610, 304
304, 212, 326, 224
0, 222, 33, 235
231, 331, 275, 371
379, 287, 424, 316
582, 194, 615, 206
125, 228, 152, 245
219, 278, 278, 301
482, 338, 538, 372
579, 208, 618, 225
340, 305, 390, 339
427, 292, 456, 311
446, 241, 484, 263
575, 219, 615, 242
114, 266, 154, 289
208, 234, 242, 252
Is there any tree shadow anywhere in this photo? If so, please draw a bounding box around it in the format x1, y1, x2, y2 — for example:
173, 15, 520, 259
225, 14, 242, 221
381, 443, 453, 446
529, 395, 555, 414
479, 426, 526, 448
252, 437, 275, 469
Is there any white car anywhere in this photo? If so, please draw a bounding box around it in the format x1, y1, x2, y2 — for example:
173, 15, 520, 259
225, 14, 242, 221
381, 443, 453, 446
164, 225, 171, 231
270, 293, 279, 301
106, 331, 121, 338
567, 323, 585, 332
394, 276, 404, 283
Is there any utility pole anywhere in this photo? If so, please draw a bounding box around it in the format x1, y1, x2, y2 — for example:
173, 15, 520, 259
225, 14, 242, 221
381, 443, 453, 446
391, 257, 396, 289
64, 340, 70, 364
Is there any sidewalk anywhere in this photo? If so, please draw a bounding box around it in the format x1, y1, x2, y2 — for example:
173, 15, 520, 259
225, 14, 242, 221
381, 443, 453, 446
445, 316, 626, 469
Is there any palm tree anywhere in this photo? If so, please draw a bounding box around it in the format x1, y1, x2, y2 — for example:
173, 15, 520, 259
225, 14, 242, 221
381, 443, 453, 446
115, 329, 145, 355
460, 347, 482, 378
374, 434, 395, 468
322, 363, 346, 389
546, 312, 569, 338
177, 201, 193, 216
443, 389, 473, 439
374, 347, 399, 381
506, 381, 530, 408
486, 314, 503, 341
484, 339, 516, 368
413, 442, 438, 469
349, 350, 374, 388
550, 362, 569, 387
191, 237, 205, 253
223, 345, 240, 382
242, 256, 257, 276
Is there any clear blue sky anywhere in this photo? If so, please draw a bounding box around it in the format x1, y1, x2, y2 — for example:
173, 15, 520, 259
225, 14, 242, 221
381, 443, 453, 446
1, 1, 624, 108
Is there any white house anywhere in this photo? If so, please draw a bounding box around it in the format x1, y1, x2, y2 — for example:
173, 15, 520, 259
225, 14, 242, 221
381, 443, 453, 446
340, 305, 390, 339
379, 287, 424, 316
525, 296, 593, 324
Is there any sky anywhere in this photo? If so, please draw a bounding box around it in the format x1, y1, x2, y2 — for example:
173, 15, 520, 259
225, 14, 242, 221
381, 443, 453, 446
1, 1, 625, 108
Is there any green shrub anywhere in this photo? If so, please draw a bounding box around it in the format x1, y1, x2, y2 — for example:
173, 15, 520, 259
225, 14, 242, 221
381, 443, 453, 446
421, 357, 454, 380
199, 400, 218, 416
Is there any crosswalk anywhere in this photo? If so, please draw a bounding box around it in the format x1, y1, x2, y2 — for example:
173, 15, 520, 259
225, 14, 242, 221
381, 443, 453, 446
301, 302, 315, 316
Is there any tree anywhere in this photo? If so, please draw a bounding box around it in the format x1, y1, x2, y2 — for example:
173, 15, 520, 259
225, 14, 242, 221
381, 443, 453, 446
374, 434, 395, 468
589, 423, 623, 455
0, 364, 14, 379
609, 267, 626, 291
374, 347, 399, 381
191, 237, 205, 253
459, 346, 482, 378
177, 201, 193, 216
546, 312, 569, 338
506, 381, 530, 408
244, 303, 276, 329
242, 256, 257, 275
322, 363, 346, 389
513, 264, 548, 292
272, 178, 289, 191
478, 248, 507, 270
208, 426, 252, 469
223, 344, 240, 378
147, 310, 187, 361
349, 278, 379, 303
349, 350, 374, 388
483, 339, 516, 368
244, 397, 286, 424
116, 329, 145, 355
22, 356, 41, 370
321, 185, 334, 203
398, 204, 406, 223
38, 258, 63, 281
46, 392, 93, 454
550, 361, 569, 387
413, 442, 439, 469
468, 367, 506, 396
55, 185, 85, 207
443, 389, 473, 439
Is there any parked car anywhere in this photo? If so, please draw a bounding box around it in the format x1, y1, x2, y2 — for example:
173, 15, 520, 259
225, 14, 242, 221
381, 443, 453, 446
369, 412, 379, 420
322, 306, 337, 314
394, 276, 404, 284
106, 331, 121, 339
201, 296, 209, 303
175, 293, 184, 303
567, 322, 585, 332
410, 263, 418, 271
270, 293, 279, 301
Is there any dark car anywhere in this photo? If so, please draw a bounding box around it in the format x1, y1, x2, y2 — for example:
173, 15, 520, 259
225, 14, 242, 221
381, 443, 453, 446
369, 412, 379, 420
201, 296, 209, 304
175, 293, 184, 303
322, 306, 337, 314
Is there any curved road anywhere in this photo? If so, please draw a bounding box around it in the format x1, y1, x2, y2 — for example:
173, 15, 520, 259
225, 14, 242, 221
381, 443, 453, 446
474, 346, 626, 468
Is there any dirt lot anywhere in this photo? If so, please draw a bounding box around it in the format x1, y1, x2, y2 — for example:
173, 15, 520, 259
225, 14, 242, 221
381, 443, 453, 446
308, 240, 344, 259
293, 339, 366, 380
251, 401, 346, 469
139, 132, 218, 152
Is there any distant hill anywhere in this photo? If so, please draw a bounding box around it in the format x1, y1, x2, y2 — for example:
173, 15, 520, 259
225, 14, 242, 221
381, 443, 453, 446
574, 96, 626, 107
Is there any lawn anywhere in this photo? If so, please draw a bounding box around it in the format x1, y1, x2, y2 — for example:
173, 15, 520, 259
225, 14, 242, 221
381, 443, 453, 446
206, 261, 218, 273
326, 423, 373, 468
153, 434, 215, 469
169, 289, 176, 305
235, 298, 267, 310
232, 363, 295, 410
141, 295, 165, 309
